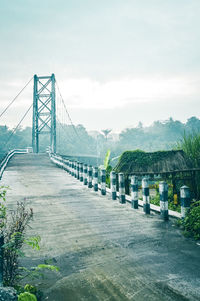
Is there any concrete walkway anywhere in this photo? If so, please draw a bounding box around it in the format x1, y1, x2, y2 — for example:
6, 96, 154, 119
1, 154, 200, 301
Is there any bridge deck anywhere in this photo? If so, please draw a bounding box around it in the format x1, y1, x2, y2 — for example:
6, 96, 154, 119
2, 154, 200, 301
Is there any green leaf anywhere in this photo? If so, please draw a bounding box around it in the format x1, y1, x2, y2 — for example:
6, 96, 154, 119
36, 264, 59, 272
18, 292, 37, 301
24, 236, 41, 250
104, 149, 111, 169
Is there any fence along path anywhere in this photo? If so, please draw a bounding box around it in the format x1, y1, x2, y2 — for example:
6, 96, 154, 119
1, 153, 200, 301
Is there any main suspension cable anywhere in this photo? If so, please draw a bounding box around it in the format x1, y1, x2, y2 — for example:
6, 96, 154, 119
0, 76, 33, 118
5, 103, 33, 147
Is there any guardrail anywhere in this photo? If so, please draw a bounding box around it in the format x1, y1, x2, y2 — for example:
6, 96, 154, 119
0, 149, 28, 285
49, 153, 188, 220
0, 149, 28, 180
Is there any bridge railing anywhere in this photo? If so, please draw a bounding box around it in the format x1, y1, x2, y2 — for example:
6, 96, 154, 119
0, 149, 28, 180
49, 153, 194, 220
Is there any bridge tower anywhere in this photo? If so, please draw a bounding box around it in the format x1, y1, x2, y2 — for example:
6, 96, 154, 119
32, 74, 56, 153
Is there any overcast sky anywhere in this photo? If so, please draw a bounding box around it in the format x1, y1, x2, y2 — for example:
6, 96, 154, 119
0, 0, 200, 132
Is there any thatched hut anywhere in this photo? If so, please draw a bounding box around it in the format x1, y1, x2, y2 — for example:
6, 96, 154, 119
114, 150, 191, 175
114, 149, 200, 198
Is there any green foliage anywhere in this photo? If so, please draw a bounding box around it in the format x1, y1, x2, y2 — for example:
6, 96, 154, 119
177, 132, 200, 167
24, 236, 41, 251
177, 132, 200, 198
17, 263, 59, 286
18, 292, 37, 301
0, 186, 8, 230
56, 124, 97, 156
114, 149, 183, 174
104, 149, 111, 170
36, 264, 59, 272
24, 284, 37, 295
180, 202, 200, 240
2, 201, 34, 286
102, 150, 112, 186
150, 184, 181, 213
0, 188, 58, 301
15, 283, 41, 300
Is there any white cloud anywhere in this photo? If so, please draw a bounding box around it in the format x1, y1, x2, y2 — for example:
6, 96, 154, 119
58, 76, 199, 109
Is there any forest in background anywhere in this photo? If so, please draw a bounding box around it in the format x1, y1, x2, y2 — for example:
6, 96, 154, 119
0, 116, 200, 161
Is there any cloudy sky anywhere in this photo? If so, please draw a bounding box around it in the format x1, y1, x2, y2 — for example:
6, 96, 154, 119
0, 0, 200, 131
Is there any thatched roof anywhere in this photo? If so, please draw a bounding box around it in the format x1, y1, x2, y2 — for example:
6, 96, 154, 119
114, 150, 192, 174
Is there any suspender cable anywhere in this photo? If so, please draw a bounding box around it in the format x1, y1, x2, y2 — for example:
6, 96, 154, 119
55, 80, 81, 140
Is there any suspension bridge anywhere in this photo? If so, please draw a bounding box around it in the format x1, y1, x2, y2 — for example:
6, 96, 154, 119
0, 75, 200, 301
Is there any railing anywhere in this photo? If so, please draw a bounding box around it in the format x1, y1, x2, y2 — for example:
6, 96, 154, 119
49, 153, 194, 220
0, 149, 28, 180
0, 148, 28, 285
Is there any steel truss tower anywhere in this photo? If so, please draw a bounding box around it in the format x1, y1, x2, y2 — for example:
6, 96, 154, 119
32, 74, 56, 153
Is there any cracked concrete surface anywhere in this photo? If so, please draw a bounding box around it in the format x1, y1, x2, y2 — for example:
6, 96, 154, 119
1, 153, 200, 301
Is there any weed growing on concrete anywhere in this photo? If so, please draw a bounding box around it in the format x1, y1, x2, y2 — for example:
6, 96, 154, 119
2, 201, 34, 286
0, 187, 59, 300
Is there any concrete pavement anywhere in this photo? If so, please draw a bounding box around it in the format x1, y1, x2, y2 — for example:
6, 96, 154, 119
1, 154, 200, 301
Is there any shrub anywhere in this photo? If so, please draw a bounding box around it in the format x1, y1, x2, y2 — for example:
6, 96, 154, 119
2, 202, 33, 286
150, 183, 181, 213
18, 292, 37, 301
181, 202, 200, 240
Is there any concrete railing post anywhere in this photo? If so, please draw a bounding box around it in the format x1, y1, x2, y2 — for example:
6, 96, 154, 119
93, 167, 98, 191
101, 168, 106, 195
79, 163, 83, 182
131, 176, 138, 209
88, 165, 93, 188
65, 159, 69, 172
142, 177, 150, 214
110, 171, 116, 200
69, 160, 72, 175
119, 173, 126, 204
71, 161, 74, 177
74, 161, 77, 178
83, 164, 88, 185
77, 162, 80, 179
68, 160, 70, 174
180, 185, 191, 218
159, 181, 168, 220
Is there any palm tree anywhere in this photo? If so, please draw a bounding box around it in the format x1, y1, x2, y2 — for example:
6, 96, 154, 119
101, 129, 112, 141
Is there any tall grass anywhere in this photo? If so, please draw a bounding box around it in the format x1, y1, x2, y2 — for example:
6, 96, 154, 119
177, 131, 200, 200
177, 131, 200, 168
